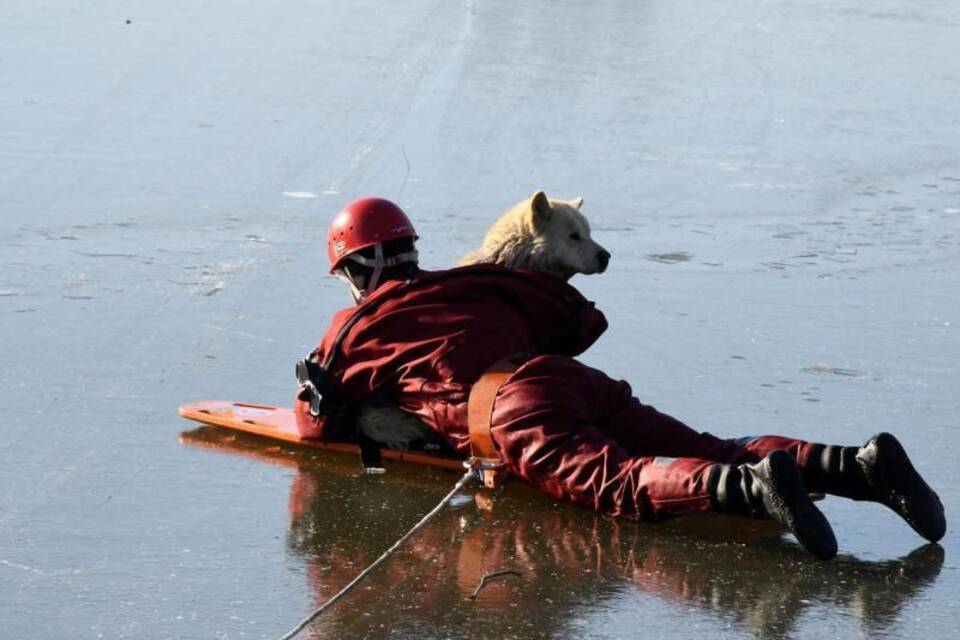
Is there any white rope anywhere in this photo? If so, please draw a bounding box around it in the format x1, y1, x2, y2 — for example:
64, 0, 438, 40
277, 469, 475, 640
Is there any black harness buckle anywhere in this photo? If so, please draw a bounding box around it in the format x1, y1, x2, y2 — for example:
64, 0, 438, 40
295, 358, 338, 417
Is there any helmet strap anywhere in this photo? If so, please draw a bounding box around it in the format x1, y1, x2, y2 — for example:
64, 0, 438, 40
367, 243, 386, 296
343, 248, 419, 269
334, 270, 365, 304
338, 242, 419, 304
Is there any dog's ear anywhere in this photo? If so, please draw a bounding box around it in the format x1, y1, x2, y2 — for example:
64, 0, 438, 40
569, 196, 584, 209
530, 190, 552, 223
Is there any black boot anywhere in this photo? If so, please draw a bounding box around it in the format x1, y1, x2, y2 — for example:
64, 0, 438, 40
803, 433, 945, 542
710, 450, 838, 560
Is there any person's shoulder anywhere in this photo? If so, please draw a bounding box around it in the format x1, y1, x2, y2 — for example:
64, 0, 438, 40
318, 306, 358, 341
423, 265, 594, 305
418, 264, 511, 278
395, 264, 514, 287
330, 306, 356, 324
511, 269, 591, 301
416, 263, 550, 284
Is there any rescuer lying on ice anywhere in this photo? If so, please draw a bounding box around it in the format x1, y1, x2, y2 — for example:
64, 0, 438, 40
294, 196, 946, 560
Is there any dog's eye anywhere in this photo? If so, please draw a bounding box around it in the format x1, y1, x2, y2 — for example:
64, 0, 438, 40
569, 232, 582, 241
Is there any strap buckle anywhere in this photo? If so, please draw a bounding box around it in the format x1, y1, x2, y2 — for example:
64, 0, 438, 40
465, 457, 507, 489
296, 358, 336, 417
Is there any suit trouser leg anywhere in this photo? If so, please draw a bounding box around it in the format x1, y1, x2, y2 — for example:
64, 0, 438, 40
490, 356, 720, 519
541, 355, 822, 466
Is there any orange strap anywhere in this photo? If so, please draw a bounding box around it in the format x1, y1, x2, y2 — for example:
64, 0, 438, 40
467, 356, 524, 462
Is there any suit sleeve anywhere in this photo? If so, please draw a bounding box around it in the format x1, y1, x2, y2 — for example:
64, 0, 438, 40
294, 396, 353, 441
563, 298, 608, 355
522, 275, 608, 357
293, 307, 359, 441
543, 298, 608, 357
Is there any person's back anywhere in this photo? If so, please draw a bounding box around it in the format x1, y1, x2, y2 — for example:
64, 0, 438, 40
295, 263, 606, 451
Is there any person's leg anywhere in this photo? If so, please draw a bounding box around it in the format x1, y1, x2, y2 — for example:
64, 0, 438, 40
489, 356, 836, 558
516, 357, 943, 543
573, 364, 819, 464
538, 356, 751, 462
488, 357, 710, 517
799, 434, 945, 542
604, 396, 944, 543
719, 433, 945, 542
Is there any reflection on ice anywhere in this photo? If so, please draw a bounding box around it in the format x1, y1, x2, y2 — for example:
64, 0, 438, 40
182, 426, 944, 639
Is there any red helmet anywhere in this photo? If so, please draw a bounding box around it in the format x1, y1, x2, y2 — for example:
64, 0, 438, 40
326, 197, 418, 273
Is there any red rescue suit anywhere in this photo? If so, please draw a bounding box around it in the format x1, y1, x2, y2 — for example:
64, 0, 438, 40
296, 265, 819, 520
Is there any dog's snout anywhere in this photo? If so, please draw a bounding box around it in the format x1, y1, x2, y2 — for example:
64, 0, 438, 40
596, 249, 611, 272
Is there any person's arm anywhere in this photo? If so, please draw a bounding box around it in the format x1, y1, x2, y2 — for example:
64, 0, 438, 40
294, 394, 352, 441
525, 274, 609, 357
293, 308, 359, 441
554, 296, 608, 356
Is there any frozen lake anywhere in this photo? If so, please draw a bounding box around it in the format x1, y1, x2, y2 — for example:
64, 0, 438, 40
2, 1, 958, 638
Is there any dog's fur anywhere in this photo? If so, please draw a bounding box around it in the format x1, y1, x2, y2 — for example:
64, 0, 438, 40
459, 191, 610, 280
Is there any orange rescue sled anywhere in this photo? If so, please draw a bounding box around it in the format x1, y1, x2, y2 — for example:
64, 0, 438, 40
178, 400, 465, 471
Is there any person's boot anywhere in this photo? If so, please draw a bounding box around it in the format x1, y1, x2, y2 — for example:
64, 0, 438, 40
802, 432, 945, 542
709, 449, 838, 560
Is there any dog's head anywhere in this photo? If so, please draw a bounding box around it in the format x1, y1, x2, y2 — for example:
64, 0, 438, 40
460, 190, 610, 281
521, 191, 610, 279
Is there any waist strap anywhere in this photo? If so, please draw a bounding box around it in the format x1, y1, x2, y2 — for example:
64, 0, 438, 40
467, 354, 527, 487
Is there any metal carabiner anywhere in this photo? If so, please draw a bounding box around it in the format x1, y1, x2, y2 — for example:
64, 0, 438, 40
465, 457, 507, 489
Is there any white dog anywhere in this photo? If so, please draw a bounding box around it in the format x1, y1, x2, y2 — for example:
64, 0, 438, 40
459, 190, 610, 280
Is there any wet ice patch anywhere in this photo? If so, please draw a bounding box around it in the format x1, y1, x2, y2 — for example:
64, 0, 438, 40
728, 182, 806, 190
200, 261, 251, 277
202, 281, 224, 296
283, 191, 319, 199
177, 260, 254, 296
646, 251, 692, 264
76, 251, 140, 259
801, 364, 862, 377
0, 558, 43, 574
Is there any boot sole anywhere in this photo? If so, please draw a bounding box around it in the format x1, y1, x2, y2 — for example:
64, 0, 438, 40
765, 450, 838, 560
865, 433, 946, 542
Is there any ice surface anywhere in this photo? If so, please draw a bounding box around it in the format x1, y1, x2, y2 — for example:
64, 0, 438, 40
1, 1, 958, 638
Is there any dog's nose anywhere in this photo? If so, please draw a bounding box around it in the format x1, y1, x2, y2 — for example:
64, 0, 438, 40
597, 249, 611, 272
